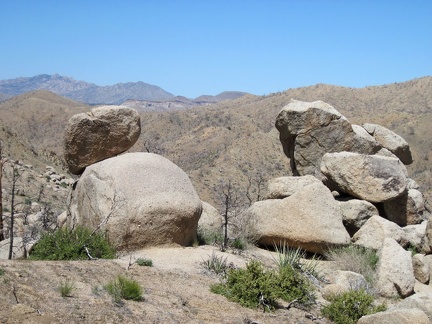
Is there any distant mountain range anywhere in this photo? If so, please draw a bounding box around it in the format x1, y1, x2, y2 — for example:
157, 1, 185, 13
0, 74, 248, 106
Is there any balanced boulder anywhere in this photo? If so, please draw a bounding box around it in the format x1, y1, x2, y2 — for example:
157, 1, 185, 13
64, 105, 141, 174
265, 175, 321, 199
244, 182, 350, 253
67, 152, 202, 252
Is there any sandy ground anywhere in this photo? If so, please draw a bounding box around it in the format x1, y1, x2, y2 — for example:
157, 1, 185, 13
0, 245, 331, 324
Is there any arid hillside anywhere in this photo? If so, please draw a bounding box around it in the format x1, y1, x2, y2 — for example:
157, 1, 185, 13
0, 77, 431, 213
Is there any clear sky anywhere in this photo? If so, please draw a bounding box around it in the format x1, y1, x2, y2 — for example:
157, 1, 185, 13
1, 1, 431, 98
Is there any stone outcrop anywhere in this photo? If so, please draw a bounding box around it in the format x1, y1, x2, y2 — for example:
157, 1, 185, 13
383, 189, 427, 226
363, 123, 413, 165
320, 152, 407, 203
67, 152, 202, 252
358, 308, 429, 324
244, 182, 350, 253
64, 105, 141, 175
275, 100, 380, 176
198, 201, 222, 237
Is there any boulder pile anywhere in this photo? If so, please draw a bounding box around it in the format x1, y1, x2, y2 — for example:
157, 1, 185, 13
245, 99, 431, 301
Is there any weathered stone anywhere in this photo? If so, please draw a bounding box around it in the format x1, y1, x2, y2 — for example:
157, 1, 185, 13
363, 123, 413, 165
391, 292, 432, 321
376, 238, 415, 298
320, 152, 407, 203
265, 175, 321, 199
352, 215, 405, 251
358, 308, 429, 324
64, 106, 141, 174
67, 152, 202, 252
244, 182, 350, 253
412, 253, 430, 284
383, 189, 427, 226
403, 222, 428, 253
426, 220, 432, 254
322, 271, 369, 300
338, 198, 378, 236
198, 201, 222, 237
275, 100, 380, 176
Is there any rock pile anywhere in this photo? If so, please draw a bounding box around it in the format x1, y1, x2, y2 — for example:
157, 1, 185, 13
245, 99, 431, 301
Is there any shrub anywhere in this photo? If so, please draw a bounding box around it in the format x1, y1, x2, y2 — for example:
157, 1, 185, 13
135, 258, 153, 267
325, 245, 378, 284
202, 251, 228, 275
58, 279, 74, 297
196, 229, 224, 246
321, 289, 386, 324
105, 275, 143, 303
211, 260, 314, 311
29, 227, 116, 260
271, 243, 320, 278
0, 268, 4, 276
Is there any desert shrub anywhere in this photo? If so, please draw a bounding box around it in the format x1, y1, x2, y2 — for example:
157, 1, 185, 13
58, 279, 74, 297
196, 228, 224, 246
29, 226, 116, 260
325, 245, 378, 284
105, 275, 143, 303
271, 243, 320, 278
0, 268, 4, 276
135, 258, 153, 267
230, 237, 246, 250
211, 260, 314, 311
321, 289, 386, 324
202, 251, 228, 275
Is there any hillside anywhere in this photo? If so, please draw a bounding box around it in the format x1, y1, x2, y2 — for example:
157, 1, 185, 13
0, 77, 431, 214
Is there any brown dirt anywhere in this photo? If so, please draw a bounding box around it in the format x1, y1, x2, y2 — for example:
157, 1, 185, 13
0, 245, 331, 324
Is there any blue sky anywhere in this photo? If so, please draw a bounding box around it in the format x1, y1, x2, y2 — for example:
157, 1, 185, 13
1, 1, 431, 98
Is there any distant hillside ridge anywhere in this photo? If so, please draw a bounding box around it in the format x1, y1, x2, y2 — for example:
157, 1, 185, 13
122, 91, 249, 112
0, 74, 175, 105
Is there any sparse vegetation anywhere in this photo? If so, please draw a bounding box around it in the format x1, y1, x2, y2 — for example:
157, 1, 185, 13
58, 279, 74, 297
29, 226, 116, 260
211, 259, 315, 311
104, 275, 143, 303
321, 289, 386, 324
202, 251, 228, 275
325, 245, 379, 284
135, 258, 153, 267
196, 229, 224, 246
0, 268, 4, 276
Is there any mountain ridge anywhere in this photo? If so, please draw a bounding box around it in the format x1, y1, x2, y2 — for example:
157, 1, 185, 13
0, 74, 249, 105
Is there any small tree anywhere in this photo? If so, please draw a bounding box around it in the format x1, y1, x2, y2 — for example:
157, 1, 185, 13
0, 142, 4, 241
219, 179, 241, 251
8, 162, 22, 259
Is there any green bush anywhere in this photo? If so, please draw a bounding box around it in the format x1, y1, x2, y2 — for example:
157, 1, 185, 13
29, 227, 116, 260
58, 279, 74, 297
211, 260, 314, 311
321, 289, 386, 324
202, 251, 228, 275
135, 258, 153, 267
105, 275, 143, 303
196, 229, 224, 246
0, 268, 4, 276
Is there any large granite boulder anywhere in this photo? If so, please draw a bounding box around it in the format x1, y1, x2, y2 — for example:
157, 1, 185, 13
275, 100, 380, 176
363, 123, 413, 165
67, 152, 202, 252
64, 106, 141, 174
320, 152, 408, 203
358, 308, 429, 324
243, 182, 350, 253
382, 188, 427, 226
